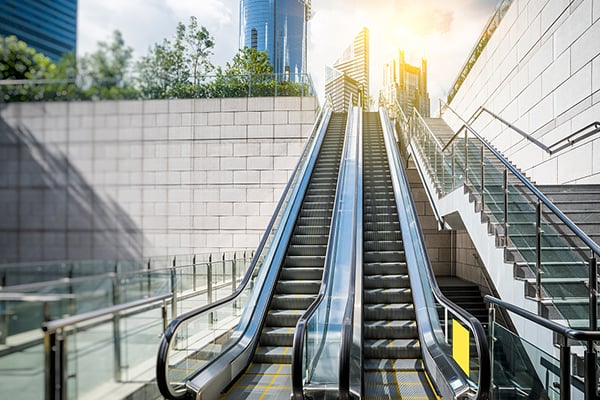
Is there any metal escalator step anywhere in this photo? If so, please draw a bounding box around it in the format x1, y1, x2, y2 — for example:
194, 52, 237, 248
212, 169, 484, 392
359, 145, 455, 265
363, 262, 408, 275
364, 303, 415, 320
364, 231, 402, 241
284, 255, 325, 267
364, 251, 406, 263
364, 287, 412, 303
363, 240, 403, 252
363, 222, 400, 231
364, 320, 418, 339
364, 274, 410, 289
280, 267, 323, 280
364, 358, 425, 371
294, 226, 330, 235
260, 327, 295, 346
276, 279, 321, 294
266, 309, 304, 326
253, 346, 292, 364
363, 339, 421, 359
270, 293, 316, 309
291, 234, 329, 246
287, 244, 327, 256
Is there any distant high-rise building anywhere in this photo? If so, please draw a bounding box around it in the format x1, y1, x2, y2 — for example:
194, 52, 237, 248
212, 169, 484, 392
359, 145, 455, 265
382, 51, 430, 117
239, 0, 308, 77
325, 27, 369, 112
0, 0, 78, 61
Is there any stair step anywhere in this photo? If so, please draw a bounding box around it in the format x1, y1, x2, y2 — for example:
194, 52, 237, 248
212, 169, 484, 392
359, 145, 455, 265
364, 274, 410, 289
270, 293, 316, 309
276, 280, 321, 294
266, 309, 304, 326
364, 287, 413, 303
260, 327, 295, 346
279, 267, 323, 281
363, 358, 425, 371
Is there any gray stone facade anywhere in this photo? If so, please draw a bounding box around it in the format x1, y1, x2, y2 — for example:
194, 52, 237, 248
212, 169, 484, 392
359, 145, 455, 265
0, 97, 318, 263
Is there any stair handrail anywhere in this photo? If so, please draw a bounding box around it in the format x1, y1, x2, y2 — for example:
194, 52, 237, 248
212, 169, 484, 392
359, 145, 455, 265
292, 107, 362, 400
394, 100, 446, 230
440, 104, 600, 156
485, 295, 600, 399
156, 105, 332, 400
547, 120, 600, 154
438, 100, 600, 258
381, 107, 491, 399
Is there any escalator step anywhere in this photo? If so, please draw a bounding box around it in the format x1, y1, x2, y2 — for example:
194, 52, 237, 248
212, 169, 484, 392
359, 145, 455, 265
364, 320, 418, 338
364, 303, 415, 320
363, 339, 421, 359
270, 293, 316, 309
364, 287, 412, 303
363, 262, 408, 275
279, 267, 323, 280
276, 279, 321, 294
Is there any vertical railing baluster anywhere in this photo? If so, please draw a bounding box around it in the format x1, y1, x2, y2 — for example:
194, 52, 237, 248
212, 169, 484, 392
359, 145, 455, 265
192, 254, 197, 292
585, 255, 598, 399
480, 146, 485, 212
536, 201, 542, 300
451, 144, 456, 190
559, 336, 571, 400
503, 168, 509, 247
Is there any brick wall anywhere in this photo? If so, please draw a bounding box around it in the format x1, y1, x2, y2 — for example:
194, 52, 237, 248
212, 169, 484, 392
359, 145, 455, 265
0, 97, 318, 263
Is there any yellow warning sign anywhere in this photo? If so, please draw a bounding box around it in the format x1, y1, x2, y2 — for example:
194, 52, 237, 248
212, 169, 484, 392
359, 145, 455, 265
452, 319, 470, 375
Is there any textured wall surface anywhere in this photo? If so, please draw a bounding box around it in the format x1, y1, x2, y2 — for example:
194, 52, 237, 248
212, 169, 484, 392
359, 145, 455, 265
0, 97, 318, 263
446, 0, 600, 184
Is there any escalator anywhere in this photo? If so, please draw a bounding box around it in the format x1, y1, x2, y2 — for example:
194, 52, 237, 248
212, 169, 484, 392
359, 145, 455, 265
156, 109, 347, 400
362, 112, 437, 398
221, 113, 346, 398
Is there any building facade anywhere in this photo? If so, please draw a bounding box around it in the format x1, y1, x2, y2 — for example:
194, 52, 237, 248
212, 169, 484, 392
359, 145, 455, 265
239, 0, 305, 77
382, 51, 430, 117
0, 0, 77, 61
325, 27, 370, 112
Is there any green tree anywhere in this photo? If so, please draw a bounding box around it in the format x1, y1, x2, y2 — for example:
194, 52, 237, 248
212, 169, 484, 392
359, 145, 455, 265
211, 47, 274, 97
137, 16, 214, 98
78, 30, 137, 99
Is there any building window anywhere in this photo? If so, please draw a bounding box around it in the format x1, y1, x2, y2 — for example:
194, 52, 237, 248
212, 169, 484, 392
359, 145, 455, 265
251, 28, 258, 49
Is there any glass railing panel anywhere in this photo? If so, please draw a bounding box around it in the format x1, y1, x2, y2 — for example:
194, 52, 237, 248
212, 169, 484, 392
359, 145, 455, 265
68, 319, 116, 399
0, 340, 44, 400
491, 323, 556, 399
120, 306, 165, 382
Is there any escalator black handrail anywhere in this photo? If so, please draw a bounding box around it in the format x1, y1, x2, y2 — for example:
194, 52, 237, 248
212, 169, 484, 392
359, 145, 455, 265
156, 105, 331, 400
380, 107, 491, 399
292, 108, 360, 400
485, 295, 600, 341
438, 100, 600, 258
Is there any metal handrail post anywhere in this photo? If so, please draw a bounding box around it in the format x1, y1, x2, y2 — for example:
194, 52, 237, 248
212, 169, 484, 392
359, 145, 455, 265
192, 254, 197, 292
536, 202, 542, 300
451, 144, 456, 189
480, 146, 485, 212
503, 168, 508, 246
559, 336, 571, 400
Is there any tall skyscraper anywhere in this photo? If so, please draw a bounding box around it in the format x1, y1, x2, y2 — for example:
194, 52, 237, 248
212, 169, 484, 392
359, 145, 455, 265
0, 0, 78, 61
382, 51, 430, 117
325, 27, 370, 112
239, 0, 306, 77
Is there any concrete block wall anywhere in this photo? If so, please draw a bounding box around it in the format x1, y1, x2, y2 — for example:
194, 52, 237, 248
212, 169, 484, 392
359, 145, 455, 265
0, 97, 318, 263
445, 0, 600, 184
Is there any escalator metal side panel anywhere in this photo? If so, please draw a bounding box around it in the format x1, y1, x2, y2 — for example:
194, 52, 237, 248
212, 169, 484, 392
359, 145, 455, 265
185, 110, 334, 400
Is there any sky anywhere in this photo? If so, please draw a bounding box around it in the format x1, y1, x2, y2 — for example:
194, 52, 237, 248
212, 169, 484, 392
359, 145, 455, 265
77, 0, 499, 113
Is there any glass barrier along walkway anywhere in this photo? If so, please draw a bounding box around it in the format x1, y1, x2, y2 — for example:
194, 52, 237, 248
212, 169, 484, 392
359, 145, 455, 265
0, 251, 253, 400
400, 100, 600, 330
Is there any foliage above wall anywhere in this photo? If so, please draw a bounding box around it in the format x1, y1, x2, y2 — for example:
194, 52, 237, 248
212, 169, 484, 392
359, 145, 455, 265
0, 17, 314, 102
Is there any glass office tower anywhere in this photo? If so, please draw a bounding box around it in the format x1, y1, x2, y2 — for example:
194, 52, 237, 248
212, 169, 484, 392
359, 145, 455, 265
0, 0, 77, 61
239, 0, 304, 77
